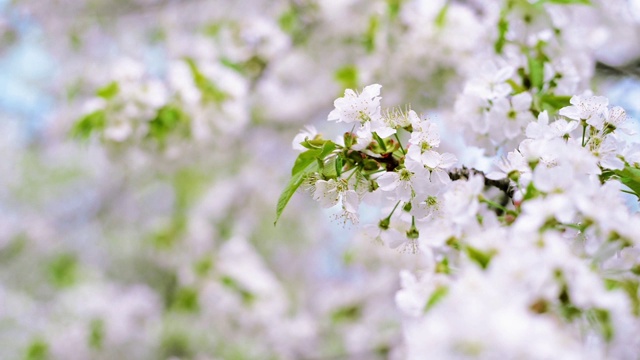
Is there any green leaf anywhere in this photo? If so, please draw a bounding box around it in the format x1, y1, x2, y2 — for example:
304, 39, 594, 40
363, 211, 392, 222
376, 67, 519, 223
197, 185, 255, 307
25, 339, 49, 360
220, 276, 256, 305
171, 287, 200, 313
363, 15, 379, 53
48, 253, 78, 288
587, 309, 614, 342
276, 162, 318, 225
184, 58, 229, 105
387, 0, 403, 20
528, 55, 544, 91
96, 81, 119, 99
88, 318, 105, 350
494, 11, 509, 54
147, 105, 190, 144
334, 65, 359, 91
372, 132, 387, 152
465, 246, 495, 269
614, 165, 640, 200
335, 155, 344, 177
292, 141, 336, 176
331, 304, 361, 323
278, 141, 336, 224
278, 8, 298, 34
424, 286, 449, 313
539, 94, 572, 113
435, 2, 450, 28
70, 110, 106, 139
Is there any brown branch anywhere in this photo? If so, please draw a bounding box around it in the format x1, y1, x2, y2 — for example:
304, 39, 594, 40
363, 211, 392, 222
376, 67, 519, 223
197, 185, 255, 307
448, 166, 516, 199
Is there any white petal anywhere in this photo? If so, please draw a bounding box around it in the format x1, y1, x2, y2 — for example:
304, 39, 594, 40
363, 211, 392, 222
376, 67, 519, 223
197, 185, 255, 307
421, 150, 441, 168
342, 190, 360, 213
377, 173, 400, 191
361, 84, 382, 99
512, 92, 532, 111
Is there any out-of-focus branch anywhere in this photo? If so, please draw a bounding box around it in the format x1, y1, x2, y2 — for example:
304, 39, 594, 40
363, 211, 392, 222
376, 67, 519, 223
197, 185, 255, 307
596, 60, 640, 78
449, 166, 516, 199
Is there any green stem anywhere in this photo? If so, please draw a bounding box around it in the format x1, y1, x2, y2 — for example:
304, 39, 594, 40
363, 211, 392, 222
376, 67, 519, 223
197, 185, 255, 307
479, 197, 517, 216
394, 133, 405, 155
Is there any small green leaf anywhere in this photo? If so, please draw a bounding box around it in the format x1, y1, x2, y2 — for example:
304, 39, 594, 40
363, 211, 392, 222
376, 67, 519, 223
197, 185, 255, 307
292, 141, 336, 175
528, 55, 544, 91
539, 94, 572, 113
424, 286, 449, 313
220, 275, 255, 305
331, 304, 361, 323
275, 162, 318, 225
147, 105, 190, 144
334, 65, 359, 91
185, 58, 229, 105
171, 287, 200, 313
372, 132, 387, 152
613, 165, 640, 200
494, 11, 509, 54
96, 81, 119, 100
25, 338, 49, 360
363, 15, 379, 53
387, 0, 403, 20
88, 318, 105, 350
278, 8, 298, 34
435, 2, 450, 28
278, 141, 336, 224
465, 246, 495, 269
70, 110, 106, 139
335, 155, 344, 177
588, 309, 614, 342
48, 253, 78, 288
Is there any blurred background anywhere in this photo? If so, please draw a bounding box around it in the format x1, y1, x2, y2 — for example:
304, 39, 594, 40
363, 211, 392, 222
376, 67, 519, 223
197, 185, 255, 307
0, 0, 639, 359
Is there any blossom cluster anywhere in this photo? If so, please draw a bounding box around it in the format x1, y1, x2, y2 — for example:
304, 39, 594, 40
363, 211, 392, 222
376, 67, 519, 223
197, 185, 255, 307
284, 82, 640, 357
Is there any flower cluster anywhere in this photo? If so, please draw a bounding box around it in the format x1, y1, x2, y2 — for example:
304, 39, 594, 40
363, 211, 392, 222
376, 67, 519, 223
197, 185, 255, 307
282, 83, 640, 357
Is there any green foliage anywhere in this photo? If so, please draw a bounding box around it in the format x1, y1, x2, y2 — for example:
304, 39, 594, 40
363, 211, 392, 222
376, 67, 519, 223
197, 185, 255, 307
435, 2, 450, 28
424, 286, 449, 313
387, 0, 403, 20
96, 81, 119, 100
465, 246, 495, 269
494, 11, 509, 54
275, 141, 337, 225
587, 308, 614, 342
24, 339, 49, 360
363, 15, 379, 53
291, 141, 336, 176
220, 276, 256, 305
539, 94, 572, 113
605, 278, 640, 316
613, 165, 640, 201
331, 304, 361, 323
88, 318, 105, 350
184, 58, 229, 105
70, 110, 106, 139
48, 253, 78, 288
194, 257, 213, 277
527, 55, 544, 91
147, 105, 190, 144
278, 8, 299, 34
150, 218, 186, 249
160, 332, 193, 359
334, 65, 359, 91
171, 287, 200, 313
